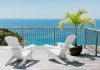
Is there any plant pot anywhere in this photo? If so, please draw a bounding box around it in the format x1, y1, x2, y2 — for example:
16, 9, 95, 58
69, 45, 82, 56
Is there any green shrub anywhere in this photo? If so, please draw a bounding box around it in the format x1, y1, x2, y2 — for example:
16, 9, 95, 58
0, 28, 23, 46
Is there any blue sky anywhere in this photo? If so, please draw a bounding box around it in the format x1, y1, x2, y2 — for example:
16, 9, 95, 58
0, 0, 99, 19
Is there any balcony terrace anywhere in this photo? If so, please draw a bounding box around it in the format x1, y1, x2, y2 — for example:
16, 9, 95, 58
0, 27, 100, 70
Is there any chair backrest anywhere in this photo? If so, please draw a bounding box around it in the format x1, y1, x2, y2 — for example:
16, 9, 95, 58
5, 36, 22, 59
64, 34, 76, 49
59, 34, 76, 57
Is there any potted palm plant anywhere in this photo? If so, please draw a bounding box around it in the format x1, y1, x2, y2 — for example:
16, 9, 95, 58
59, 9, 96, 56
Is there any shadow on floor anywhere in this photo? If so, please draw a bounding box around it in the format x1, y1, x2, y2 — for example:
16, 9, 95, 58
9, 59, 40, 69
78, 53, 96, 61
49, 59, 84, 67
66, 61, 84, 67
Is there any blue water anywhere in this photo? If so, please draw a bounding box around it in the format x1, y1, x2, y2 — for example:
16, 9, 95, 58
0, 19, 76, 28
0, 19, 59, 27
0, 19, 100, 46
0, 19, 100, 29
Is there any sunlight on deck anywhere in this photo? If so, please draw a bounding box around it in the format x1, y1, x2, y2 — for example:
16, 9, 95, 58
0, 46, 100, 70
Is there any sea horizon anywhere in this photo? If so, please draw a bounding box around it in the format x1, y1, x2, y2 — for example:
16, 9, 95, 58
0, 19, 100, 29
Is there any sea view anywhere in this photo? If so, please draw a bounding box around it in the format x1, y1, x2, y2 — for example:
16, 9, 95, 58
0, 19, 100, 29
0, 19, 99, 46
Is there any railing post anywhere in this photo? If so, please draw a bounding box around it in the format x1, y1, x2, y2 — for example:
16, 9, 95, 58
22, 28, 24, 48
95, 31, 98, 56
54, 28, 56, 46
84, 28, 86, 48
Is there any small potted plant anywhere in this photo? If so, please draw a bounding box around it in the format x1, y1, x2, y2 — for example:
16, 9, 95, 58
59, 9, 96, 56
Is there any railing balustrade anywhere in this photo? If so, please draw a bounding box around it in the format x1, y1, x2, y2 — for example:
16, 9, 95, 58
0, 27, 100, 56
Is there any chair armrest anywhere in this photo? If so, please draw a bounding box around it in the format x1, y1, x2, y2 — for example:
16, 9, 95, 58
69, 45, 75, 48
22, 45, 35, 51
57, 42, 65, 48
51, 47, 66, 50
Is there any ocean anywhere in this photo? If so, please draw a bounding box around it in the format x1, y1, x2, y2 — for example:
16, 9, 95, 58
0, 19, 99, 29
0, 19, 61, 28
0, 19, 100, 46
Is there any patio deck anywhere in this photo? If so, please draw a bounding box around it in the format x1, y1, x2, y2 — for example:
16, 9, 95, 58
0, 46, 100, 70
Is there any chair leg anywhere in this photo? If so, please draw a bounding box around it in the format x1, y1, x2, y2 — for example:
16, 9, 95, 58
5, 55, 14, 66
48, 52, 53, 60
29, 48, 33, 60
49, 51, 66, 64
18, 52, 31, 67
66, 54, 74, 61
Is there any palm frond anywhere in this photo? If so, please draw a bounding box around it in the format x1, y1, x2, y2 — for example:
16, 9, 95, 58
80, 23, 85, 28
59, 19, 70, 29
60, 9, 96, 29
64, 13, 71, 19
77, 9, 87, 17
80, 18, 96, 28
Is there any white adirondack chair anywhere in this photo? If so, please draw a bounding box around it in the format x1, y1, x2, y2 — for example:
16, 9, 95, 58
5, 36, 35, 67
48, 34, 76, 64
